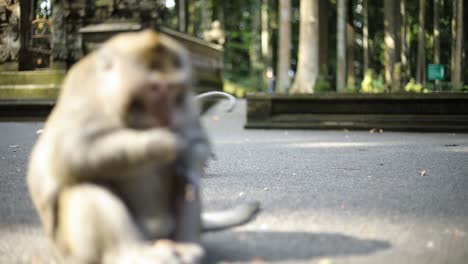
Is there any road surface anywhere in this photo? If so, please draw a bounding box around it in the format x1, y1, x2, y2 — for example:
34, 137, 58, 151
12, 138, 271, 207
1, 100, 467, 263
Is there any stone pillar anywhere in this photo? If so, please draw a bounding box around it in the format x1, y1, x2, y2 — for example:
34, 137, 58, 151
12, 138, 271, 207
0, 0, 21, 71
50, 0, 69, 69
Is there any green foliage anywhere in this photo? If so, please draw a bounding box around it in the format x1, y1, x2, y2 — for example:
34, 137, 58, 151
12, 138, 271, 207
404, 78, 427, 93
314, 74, 331, 93
223, 79, 251, 98
346, 76, 357, 93
360, 69, 385, 93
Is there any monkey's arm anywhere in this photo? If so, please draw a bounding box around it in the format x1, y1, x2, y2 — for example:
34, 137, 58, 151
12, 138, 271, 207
65, 127, 180, 180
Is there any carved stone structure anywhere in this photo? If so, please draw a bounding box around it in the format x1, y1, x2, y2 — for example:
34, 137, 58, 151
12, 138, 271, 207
0, 0, 21, 66
0, 0, 223, 96
202, 20, 225, 46
49, 0, 166, 68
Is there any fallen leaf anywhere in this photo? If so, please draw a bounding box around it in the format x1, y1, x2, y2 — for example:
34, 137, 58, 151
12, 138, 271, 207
317, 258, 333, 264
369, 128, 383, 134
426, 240, 434, 249
251, 257, 265, 264
453, 228, 466, 237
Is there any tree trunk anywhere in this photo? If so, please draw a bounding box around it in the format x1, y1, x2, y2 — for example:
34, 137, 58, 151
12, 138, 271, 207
433, 0, 441, 65
319, 0, 329, 77
262, 0, 273, 89
452, 0, 463, 89
212, 0, 223, 24
178, 0, 187, 32
276, 0, 292, 93
346, 0, 354, 90
187, 0, 196, 34
416, 0, 426, 85
405, 3, 412, 81
362, 0, 369, 73
250, 0, 263, 90
394, 0, 402, 90
290, 0, 319, 94
384, 0, 397, 91
19, 0, 33, 70
336, 0, 347, 92
400, 0, 409, 84
200, 0, 210, 32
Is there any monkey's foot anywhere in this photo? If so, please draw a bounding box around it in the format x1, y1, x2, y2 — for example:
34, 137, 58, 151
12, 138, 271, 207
153, 239, 205, 264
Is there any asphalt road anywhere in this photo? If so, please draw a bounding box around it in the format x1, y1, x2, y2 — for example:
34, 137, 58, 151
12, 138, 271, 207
1, 100, 467, 263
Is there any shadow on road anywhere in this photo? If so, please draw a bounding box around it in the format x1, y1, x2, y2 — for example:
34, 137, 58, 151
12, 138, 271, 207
204, 231, 391, 262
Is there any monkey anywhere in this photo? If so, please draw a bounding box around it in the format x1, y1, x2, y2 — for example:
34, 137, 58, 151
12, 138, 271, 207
27, 29, 259, 264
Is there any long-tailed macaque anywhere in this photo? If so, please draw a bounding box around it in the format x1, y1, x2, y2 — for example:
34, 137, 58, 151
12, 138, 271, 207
27, 30, 258, 264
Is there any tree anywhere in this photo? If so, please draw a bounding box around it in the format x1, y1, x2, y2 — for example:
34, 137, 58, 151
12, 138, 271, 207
452, 0, 463, 89
290, 0, 319, 93
261, 0, 273, 88
178, 0, 187, 32
362, 0, 369, 73
384, 0, 399, 91
200, 0, 210, 32
276, 0, 292, 93
187, 0, 196, 34
336, 0, 347, 92
319, 0, 330, 77
346, 0, 355, 90
400, 0, 409, 84
250, 0, 264, 90
433, 0, 441, 65
416, 0, 426, 85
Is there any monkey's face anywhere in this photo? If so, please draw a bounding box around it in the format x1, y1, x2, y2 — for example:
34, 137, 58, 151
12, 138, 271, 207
96, 30, 192, 129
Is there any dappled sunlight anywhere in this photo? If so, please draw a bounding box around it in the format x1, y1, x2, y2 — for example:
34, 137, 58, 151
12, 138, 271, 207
440, 145, 468, 153
285, 142, 386, 149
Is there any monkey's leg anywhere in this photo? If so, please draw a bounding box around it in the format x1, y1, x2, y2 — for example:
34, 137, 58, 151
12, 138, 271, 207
56, 183, 142, 263
56, 184, 201, 264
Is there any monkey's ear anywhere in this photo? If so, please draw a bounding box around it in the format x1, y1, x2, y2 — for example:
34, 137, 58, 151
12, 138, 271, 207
95, 47, 114, 72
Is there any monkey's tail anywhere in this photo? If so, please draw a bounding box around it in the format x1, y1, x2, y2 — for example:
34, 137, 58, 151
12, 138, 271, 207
195, 91, 237, 112
201, 201, 260, 232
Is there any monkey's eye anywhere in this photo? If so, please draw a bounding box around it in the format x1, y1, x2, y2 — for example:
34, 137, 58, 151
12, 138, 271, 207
128, 98, 145, 114
148, 58, 164, 71
171, 55, 182, 69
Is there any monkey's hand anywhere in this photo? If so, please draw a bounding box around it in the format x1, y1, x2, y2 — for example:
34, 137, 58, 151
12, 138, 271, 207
175, 135, 210, 168
67, 128, 179, 179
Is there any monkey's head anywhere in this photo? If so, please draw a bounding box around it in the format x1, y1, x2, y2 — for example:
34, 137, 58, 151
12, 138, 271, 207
95, 30, 192, 129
